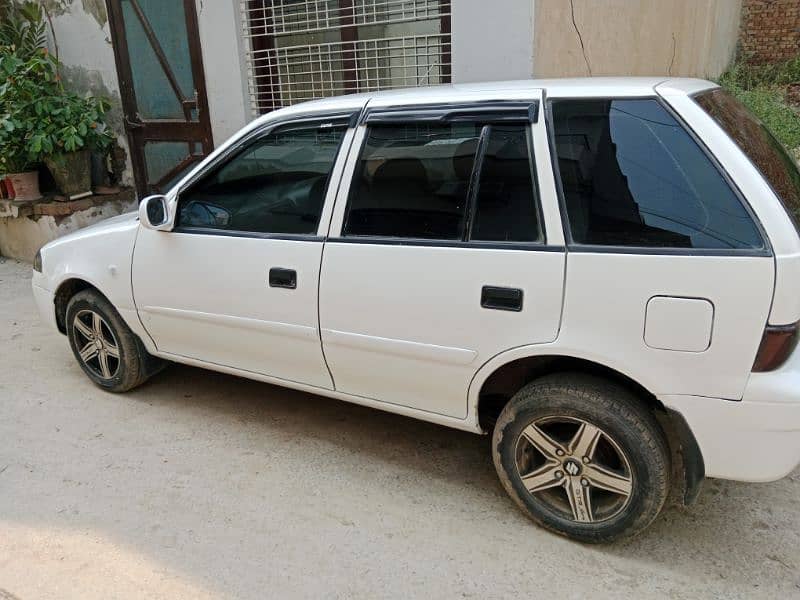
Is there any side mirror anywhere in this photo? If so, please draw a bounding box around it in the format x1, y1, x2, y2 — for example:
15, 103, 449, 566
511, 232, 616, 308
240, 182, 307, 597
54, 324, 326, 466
139, 194, 171, 231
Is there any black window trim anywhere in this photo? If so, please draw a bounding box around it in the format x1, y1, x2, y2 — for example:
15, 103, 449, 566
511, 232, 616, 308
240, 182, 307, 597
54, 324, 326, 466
362, 100, 539, 125
170, 109, 359, 240
337, 101, 551, 249
544, 95, 773, 258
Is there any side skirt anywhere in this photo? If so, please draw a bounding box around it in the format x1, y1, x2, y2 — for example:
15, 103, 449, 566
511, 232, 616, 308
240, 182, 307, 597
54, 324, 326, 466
153, 350, 484, 435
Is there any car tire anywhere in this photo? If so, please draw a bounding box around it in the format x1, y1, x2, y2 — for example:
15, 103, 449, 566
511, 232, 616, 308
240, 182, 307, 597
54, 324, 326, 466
66, 289, 163, 393
492, 372, 670, 543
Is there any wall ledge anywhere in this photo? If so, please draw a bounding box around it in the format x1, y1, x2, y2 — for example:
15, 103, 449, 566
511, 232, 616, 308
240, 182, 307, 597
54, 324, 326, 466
0, 189, 138, 262
0, 188, 136, 220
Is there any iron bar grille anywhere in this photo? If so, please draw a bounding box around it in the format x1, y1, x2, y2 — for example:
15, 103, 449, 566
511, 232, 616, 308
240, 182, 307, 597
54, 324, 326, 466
241, 0, 451, 115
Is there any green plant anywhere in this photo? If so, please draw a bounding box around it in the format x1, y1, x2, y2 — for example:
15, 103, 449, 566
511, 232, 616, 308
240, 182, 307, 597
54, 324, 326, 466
719, 55, 800, 91
0, 48, 114, 173
718, 55, 800, 153
0, 1, 47, 60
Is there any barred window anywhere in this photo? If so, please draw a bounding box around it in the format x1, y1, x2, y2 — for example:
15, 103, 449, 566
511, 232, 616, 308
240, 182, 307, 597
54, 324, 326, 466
241, 0, 451, 115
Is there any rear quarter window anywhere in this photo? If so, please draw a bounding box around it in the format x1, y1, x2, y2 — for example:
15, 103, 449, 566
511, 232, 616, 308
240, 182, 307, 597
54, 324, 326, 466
550, 98, 764, 250
695, 87, 800, 231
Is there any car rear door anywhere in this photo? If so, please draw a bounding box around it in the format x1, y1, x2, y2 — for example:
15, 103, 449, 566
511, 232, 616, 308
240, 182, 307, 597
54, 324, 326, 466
132, 110, 360, 389
319, 91, 566, 419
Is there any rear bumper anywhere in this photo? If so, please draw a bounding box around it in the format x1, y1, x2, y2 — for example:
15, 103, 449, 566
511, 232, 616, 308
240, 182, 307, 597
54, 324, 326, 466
661, 341, 800, 482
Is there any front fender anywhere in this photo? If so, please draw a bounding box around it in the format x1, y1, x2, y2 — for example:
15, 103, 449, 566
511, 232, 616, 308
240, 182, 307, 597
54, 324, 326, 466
36, 213, 157, 353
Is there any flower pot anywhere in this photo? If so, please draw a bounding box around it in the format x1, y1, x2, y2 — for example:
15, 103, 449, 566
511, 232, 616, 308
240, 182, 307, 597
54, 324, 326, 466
6, 171, 42, 202
44, 149, 92, 200
90, 151, 119, 195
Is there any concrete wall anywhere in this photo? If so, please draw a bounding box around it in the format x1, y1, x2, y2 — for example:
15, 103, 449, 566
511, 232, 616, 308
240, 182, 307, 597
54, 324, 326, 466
41, 0, 746, 188
49, 2, 134, 186
195, 0, 251, 145
451, 0, 534, 83
533, 0, 742, 79
0, 194, 137, 262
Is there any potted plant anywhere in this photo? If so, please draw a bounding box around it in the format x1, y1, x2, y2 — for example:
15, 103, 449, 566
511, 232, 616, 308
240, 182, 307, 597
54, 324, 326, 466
0, 0, 46, 200
40, 89, 114, 199
0, 47, 115, 200
0, 51, 48, 200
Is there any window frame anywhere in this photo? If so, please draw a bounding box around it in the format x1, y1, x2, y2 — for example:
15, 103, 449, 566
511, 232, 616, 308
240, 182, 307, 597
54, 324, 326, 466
335, 101, 551, 250
170, 110, 359, 241
544, 96, 772, 257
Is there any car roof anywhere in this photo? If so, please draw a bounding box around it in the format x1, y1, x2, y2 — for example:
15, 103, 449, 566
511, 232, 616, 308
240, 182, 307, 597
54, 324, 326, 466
250, 77, 717, 127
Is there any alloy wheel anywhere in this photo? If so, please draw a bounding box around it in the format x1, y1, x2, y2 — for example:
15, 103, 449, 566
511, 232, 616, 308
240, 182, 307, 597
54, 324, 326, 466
72, 309, 121, 380
515, 416, 633, 523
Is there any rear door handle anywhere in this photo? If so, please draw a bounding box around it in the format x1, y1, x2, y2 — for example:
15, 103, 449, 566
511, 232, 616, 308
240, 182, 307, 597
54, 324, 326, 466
481, 286, 523, 311
269, 267, 297, 289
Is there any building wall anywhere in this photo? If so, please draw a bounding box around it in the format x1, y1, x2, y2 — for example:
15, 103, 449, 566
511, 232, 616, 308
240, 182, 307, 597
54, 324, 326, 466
49, 2, 134, 186
451, 0, 534, 83
46, 0, 748, 186
195, 0, 250, 145
532, 0, 742, 79
740, 0, 800, 64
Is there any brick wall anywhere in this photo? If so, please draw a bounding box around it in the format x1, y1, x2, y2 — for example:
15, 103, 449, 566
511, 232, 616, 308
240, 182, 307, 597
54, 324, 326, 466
740, 0, 800, 64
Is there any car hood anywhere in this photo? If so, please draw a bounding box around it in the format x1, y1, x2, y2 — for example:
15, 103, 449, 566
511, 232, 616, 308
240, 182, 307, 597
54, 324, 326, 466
43, 211, 139, 250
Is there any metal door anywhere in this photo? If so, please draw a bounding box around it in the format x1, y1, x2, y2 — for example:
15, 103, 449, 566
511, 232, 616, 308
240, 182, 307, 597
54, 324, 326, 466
108, 0, 214, 195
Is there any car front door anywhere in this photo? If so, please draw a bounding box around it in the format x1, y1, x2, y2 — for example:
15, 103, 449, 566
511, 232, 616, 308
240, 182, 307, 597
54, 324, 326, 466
132, 112, 358, 389
319, 93, 567, 419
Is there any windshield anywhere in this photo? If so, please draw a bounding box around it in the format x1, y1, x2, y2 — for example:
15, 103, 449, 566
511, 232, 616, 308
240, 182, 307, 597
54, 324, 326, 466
695, 88, 800, 231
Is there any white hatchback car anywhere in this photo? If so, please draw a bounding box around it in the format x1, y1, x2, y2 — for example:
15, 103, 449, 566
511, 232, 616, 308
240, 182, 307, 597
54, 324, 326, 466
32, 78, 800, 542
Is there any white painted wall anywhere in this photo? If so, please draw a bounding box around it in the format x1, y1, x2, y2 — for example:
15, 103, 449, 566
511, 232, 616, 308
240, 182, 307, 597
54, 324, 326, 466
49, 7, 134, 186
451, 0, 534, 83
195, 0, 251, 146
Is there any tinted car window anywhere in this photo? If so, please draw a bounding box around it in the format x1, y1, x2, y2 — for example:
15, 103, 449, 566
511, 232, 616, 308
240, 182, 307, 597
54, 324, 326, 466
551, 99, 764, 249
471, 124, 540, 242
696, 87, 800, 231
177, 122, 346, 234
344, 123, 481, 239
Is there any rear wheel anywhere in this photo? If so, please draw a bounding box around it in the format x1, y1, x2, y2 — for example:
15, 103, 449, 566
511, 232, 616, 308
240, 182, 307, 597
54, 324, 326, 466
492, 373, 670, 543
66, 289, 161, 392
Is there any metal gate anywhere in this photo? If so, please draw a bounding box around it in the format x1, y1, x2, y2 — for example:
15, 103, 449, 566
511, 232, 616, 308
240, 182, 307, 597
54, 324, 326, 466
240, 0, 451, 115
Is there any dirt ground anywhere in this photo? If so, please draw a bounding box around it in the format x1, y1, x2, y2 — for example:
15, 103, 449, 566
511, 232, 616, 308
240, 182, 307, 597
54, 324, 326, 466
0, 257, 798, 599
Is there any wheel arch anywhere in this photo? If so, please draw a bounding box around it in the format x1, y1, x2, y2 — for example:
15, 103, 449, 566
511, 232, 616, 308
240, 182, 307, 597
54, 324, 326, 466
53, 277, 111, 334
469, 349, 704, 506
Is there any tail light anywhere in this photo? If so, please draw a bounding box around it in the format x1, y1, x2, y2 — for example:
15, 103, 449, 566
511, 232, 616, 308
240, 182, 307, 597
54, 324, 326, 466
752, 322, 799, 372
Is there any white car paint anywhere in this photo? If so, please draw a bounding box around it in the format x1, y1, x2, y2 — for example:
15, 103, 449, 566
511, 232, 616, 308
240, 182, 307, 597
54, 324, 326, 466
33, 78, 800, 484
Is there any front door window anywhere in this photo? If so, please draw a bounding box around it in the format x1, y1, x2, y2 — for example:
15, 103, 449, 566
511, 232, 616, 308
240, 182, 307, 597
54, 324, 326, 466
176, 121, 348, 235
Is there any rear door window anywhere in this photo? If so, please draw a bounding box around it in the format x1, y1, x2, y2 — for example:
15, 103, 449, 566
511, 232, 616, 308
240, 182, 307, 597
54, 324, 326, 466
550, 98, 764, 250
342, 121, 541, 242
695, 87, 800, 231
471, 124, 541, 242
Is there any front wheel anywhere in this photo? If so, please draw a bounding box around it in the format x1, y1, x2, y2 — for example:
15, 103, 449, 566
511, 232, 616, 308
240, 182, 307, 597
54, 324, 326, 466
66, 289, 162, 392
492, 373, 670, 543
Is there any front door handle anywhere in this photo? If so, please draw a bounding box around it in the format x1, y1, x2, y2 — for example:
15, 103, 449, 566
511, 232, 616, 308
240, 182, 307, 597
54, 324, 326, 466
481, 286, 523, 311
269, 267, 297, 289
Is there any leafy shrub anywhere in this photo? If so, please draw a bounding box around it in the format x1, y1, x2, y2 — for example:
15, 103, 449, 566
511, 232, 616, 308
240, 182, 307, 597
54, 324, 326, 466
718, 56, 800, 152
0, 49, 114, 173
0, 1, 47, 60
